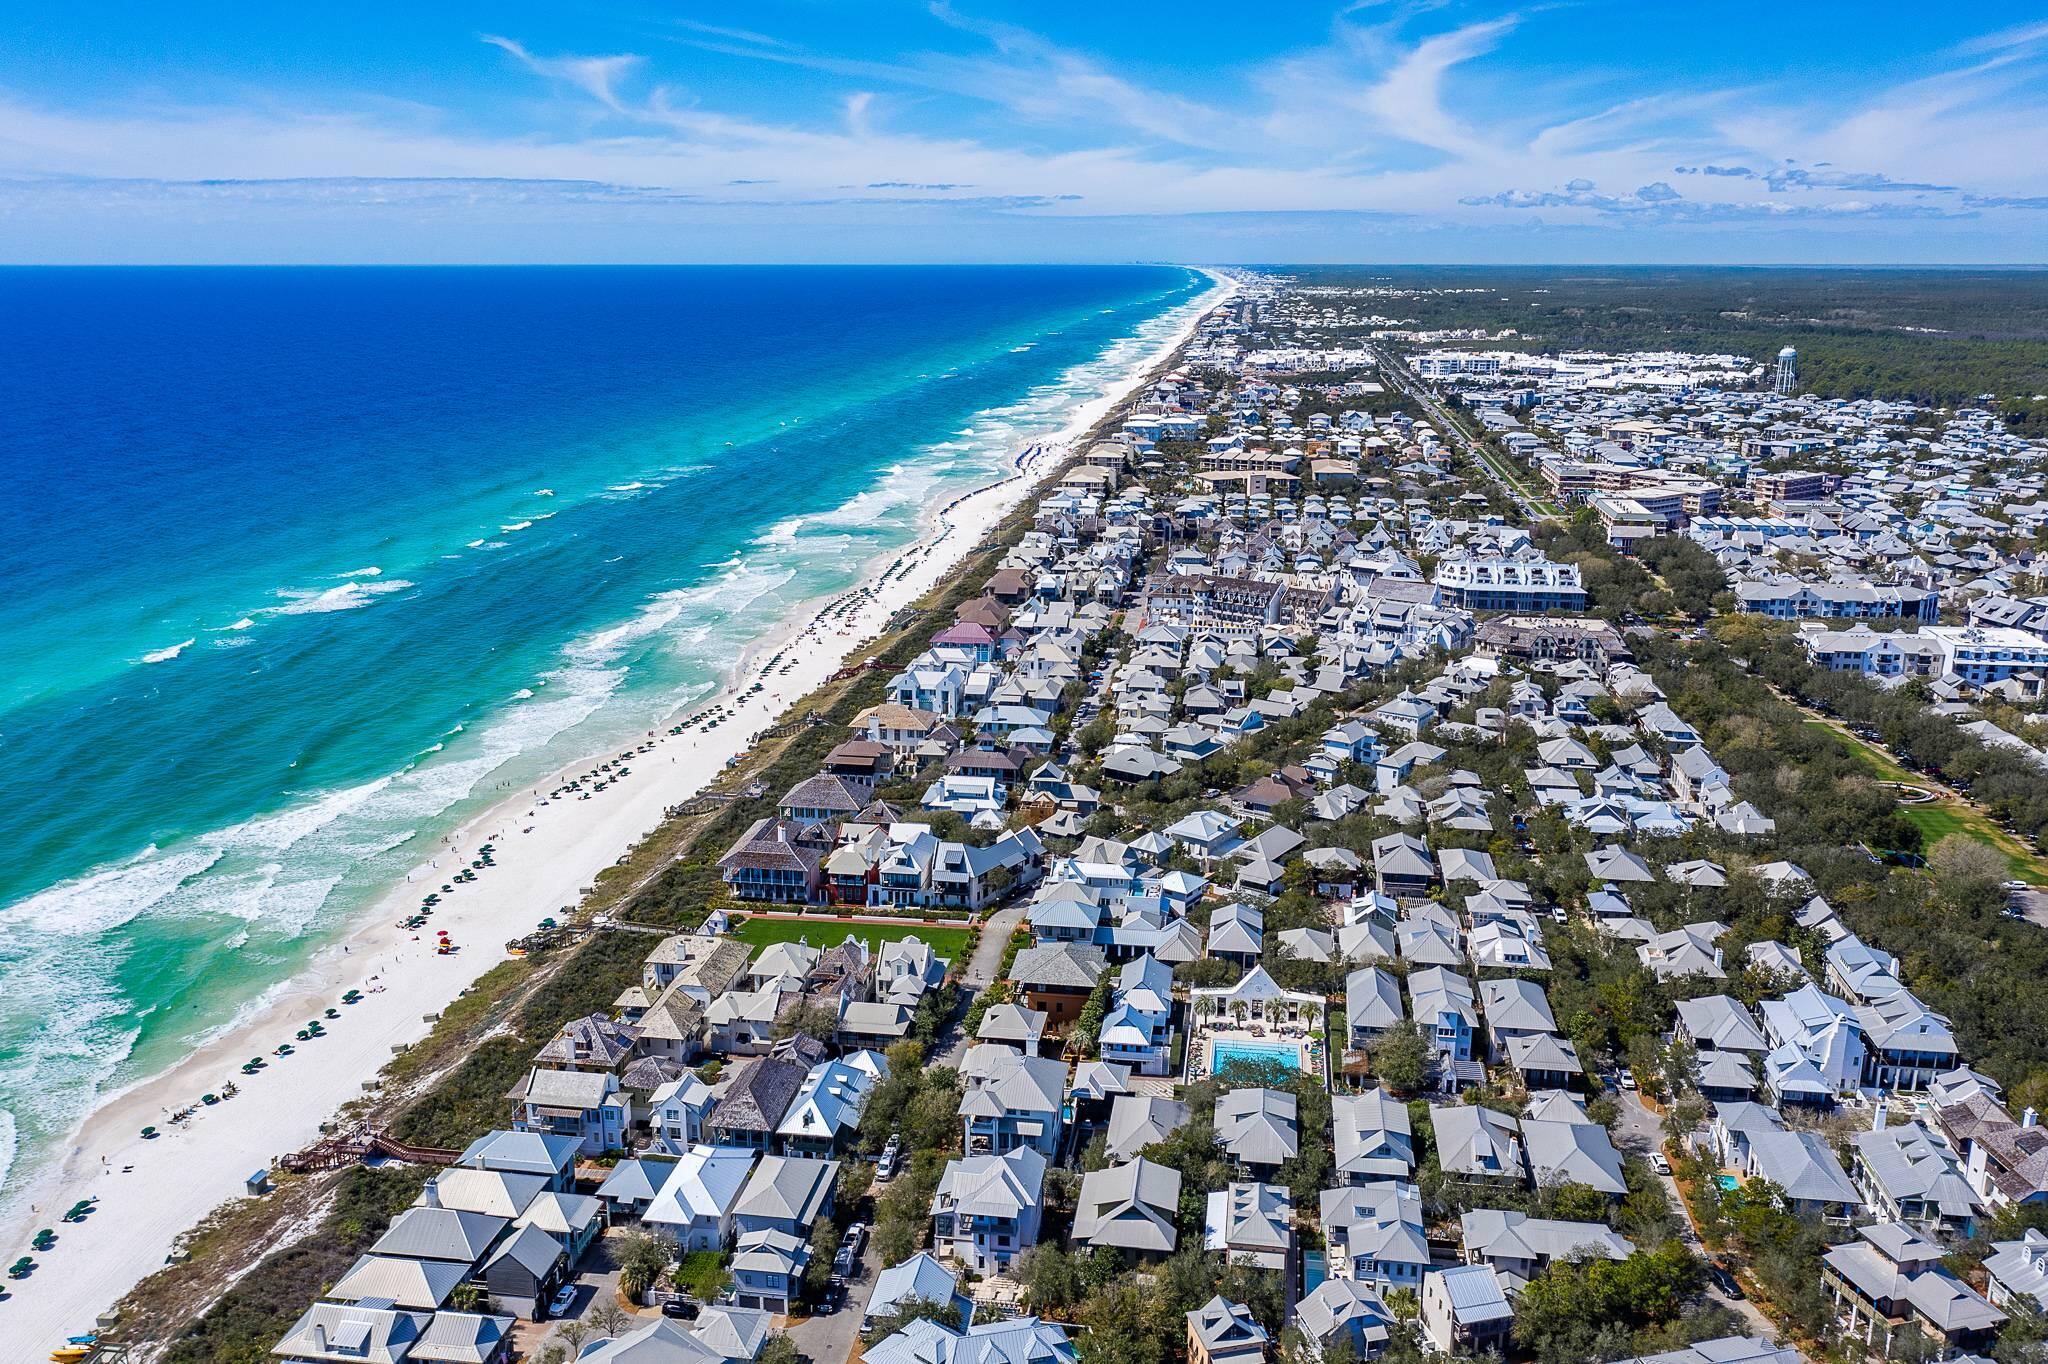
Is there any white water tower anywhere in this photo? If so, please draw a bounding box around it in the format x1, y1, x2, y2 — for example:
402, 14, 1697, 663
1774, 345, 1798, 396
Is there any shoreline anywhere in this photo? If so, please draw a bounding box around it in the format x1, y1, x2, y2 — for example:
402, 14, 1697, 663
7, 268, 1232, 1350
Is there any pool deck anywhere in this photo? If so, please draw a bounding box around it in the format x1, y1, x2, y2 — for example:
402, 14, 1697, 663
1190, 1026, 1329, 1086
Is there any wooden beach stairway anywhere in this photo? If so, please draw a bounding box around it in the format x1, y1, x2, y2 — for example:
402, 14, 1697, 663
279, 1126, 461, 1174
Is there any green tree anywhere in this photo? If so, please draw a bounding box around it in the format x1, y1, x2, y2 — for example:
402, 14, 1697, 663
804, 1221, 841, 1297
1017, 1243, 1085, 1314
1370, 1020, 1433, 1094
616, 1230, 675, 1300
1076, 1279, 1176, 1364
775, 1001, 842, 1044
1543, 1180, 1612, 1224
866, 1295, 961, 1339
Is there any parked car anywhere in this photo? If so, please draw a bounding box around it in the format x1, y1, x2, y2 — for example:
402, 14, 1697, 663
662, 1297, 701, 1320
1618, 1071, 1638, 1091
877, 1135, 902, 1180
548, 1284, 579, 1319
1708, 1263, 1744, 1300
832, 1244, 855, 1278
844, 1222, 868, 1264
1650, 1153, 1672, 1176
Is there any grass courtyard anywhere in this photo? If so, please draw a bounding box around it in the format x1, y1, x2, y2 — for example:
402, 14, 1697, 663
1806, 719, 2048, 886
727, 914, 975, 961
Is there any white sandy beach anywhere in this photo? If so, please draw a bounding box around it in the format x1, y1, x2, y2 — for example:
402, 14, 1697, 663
6, 271, 1230, 1354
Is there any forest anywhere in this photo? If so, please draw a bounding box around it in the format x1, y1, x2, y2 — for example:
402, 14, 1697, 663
1279, 266, 2048, 406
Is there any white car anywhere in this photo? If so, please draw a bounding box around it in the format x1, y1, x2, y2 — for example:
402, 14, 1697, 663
549, 1284, 579, 1318
1650, 1153, 1672, 1175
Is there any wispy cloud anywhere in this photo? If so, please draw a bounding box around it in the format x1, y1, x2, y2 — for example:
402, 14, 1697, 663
482, 35, 642, 114
2, 3, 2045, 259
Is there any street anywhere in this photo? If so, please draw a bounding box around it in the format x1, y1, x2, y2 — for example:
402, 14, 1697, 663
1611, 1089, 1776, 1338
939, 895, 1030, 1067
1369, 345, 1554, 522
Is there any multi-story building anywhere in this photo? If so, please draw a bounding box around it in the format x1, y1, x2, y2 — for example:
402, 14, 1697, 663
930, 1146, 1047, 1273
1433, 549, 1586, 612
1921, 626, 2048, 687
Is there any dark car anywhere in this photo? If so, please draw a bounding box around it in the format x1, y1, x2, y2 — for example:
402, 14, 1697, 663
1709, 1264, 1745, 1300
662, 1297, 702, 1320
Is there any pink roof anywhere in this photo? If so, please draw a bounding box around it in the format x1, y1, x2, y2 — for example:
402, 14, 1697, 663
932, 623, 996, 646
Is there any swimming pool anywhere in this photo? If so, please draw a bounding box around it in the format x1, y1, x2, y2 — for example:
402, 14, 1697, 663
1209, 1037, 1304, 1073
1715, 1175, 1741, 1192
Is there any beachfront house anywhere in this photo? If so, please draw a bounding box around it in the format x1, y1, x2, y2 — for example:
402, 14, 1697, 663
1072, 1158, 1182, 1257
454, 1129, 579, 1192
480, 1223, 571, 1321
1187, 1297, 1270, 1364
775, 1055, 882, 1157
704, 1055, 809, 1151
1009, 942, 1107, 1030
510, 1067, 629, 1156
1333, 1089, 1415, 1185
731, 1228, 809, 1315
1215, 1088, 1299, 1177
732, 1155, 839, 1241
716, 818, 824, 903
1421, 1264, 1513, 1356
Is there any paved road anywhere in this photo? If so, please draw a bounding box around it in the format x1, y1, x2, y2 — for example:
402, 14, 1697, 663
940, 896, 1030, 1066
1611, 1090, 1776, 1337
784, 1230, 880, 1364
1369, 346, 1552, 522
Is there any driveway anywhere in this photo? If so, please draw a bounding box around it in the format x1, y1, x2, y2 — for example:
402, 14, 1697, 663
521, 1228, 643, 1357
1612, 1090, 1776, 1337
939, 895, 1029, 1065
783, 1228, 882, 1364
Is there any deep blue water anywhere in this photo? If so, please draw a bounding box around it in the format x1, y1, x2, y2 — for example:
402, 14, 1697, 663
0, 264, 1210, 1198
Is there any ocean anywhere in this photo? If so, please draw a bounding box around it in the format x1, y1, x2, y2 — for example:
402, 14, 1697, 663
0, 263, 1208, 1200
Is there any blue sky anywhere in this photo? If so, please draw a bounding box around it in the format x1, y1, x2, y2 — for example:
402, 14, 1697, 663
4, 1, 2047, 263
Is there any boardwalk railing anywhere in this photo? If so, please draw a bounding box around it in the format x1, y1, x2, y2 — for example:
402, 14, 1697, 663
280, 1126, 462, 1174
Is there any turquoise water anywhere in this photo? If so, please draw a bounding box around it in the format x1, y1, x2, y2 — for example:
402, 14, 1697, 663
1211, 1038, 1304, 1072
0, 264, 1214, 1203
1716, 1175, 1741, 1191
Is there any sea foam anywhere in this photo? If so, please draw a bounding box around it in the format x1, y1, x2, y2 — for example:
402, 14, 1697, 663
270, 579, 413, 616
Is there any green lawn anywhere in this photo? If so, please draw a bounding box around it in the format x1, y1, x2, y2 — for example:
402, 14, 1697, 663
1806, 721, 2048, 885
1808, 719, 1915, 781
673, 1251, 731, 1301
1900, 805, 2048, 886
727, 915, 974, 961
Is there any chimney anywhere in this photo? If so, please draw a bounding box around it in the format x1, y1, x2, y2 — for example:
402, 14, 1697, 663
312, 1326, 328, 1354
423, 1178, 442, 1209
2028, 1108, 2040, 1128
1871, 1097, 1889, 1132
1968, 1138, 1991, 1197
